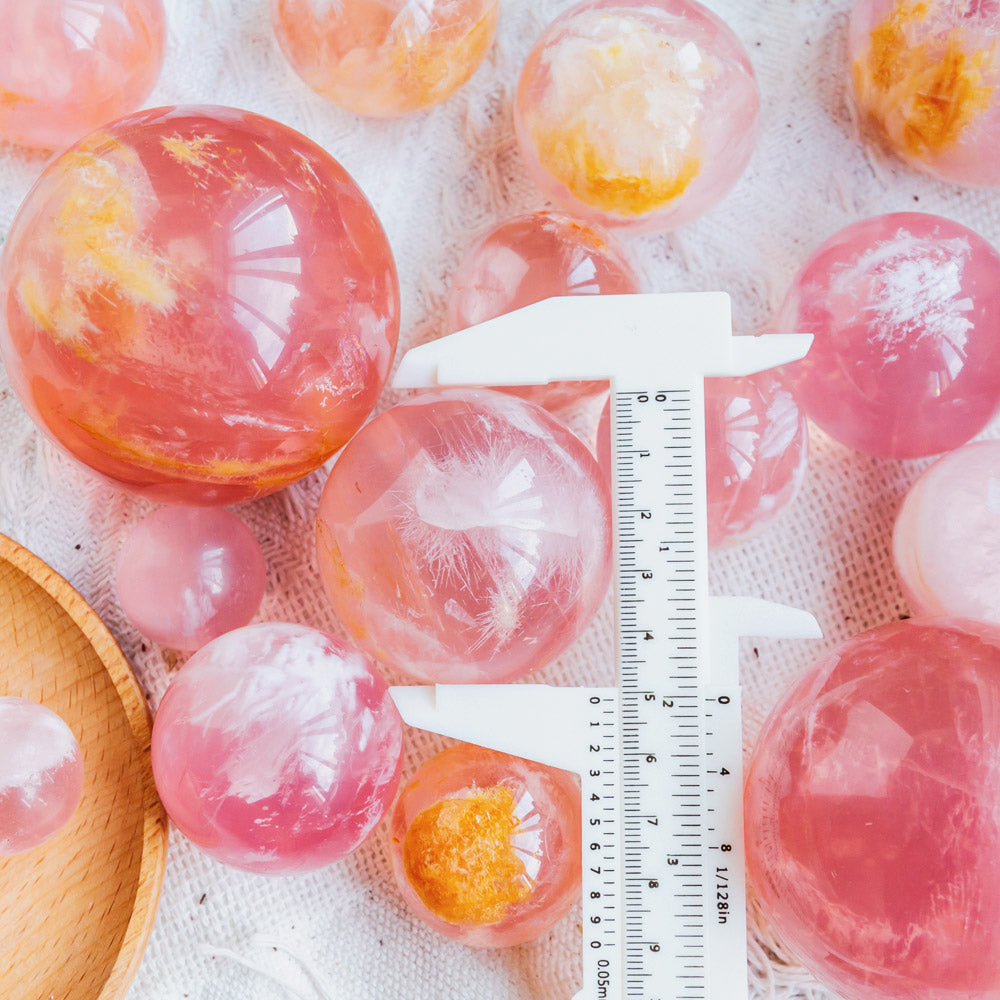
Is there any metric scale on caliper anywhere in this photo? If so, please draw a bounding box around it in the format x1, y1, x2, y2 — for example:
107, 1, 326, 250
389, 292, 821, 1000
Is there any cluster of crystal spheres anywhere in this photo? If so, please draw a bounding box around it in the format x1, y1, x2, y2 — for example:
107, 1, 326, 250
745, 619, 1000, 1000
893, 440, 1000, 625
316, 388, 613, 684
151, 623, 403, 874
779, 212, 1000, 458
0, 0, 166, 149
0, 104, 400, 504
515, 0, 760, 231
116, 507, 266, 650
389, 744, 582, 947
850, 0, 1000, 187
0, 697, 84, 856
272, 0, 499, 117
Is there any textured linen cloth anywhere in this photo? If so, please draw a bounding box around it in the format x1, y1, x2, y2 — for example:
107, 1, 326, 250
2, 1, 997, 998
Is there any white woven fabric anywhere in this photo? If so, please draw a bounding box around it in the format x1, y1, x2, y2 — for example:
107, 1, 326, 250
1, 0, 996, 997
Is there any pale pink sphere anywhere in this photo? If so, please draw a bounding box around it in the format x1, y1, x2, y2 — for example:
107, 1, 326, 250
389, 743, 582, 947
116, 507, 266, 650
316, 389, 613, 684
893, 440, 1000, 623
745, 619, 1000, 1000
850, 0, 1000, 187
272, 0, 499, 117
778, 212, 1000, 458
0, 0, 166, 150
0, 105, 399, 504
514, 0, 760, 232
705, 372, 808, 547
151, 623, 403, 874
0, 697, 84, 856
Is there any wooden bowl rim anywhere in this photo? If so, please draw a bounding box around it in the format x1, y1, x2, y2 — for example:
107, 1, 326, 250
0, 532, 169, 1000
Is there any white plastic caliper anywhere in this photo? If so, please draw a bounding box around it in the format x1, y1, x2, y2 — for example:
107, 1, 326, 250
389, 292, 821, 1000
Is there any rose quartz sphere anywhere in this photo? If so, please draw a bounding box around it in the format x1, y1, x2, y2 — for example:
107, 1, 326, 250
272, 0, 499, 117
778, 212, 1000, 458
850, 0, 1000, 187
116, 507, 266, 650
0, 105, 399, 504
389, 743, 582, 947
705, 372, 808, 547
745, 618, 1000, 1000
893, 440, 1000, 623
316, 389, 613, 684
514, 0, 760, 232
151, 623, 403, 874
0, 0, 166, 150
0, 697, 84, 856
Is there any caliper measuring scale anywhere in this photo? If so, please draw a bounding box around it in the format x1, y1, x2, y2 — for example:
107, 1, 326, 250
389, 292, 821, 1000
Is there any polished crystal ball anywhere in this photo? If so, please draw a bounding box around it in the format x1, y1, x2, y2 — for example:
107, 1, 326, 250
0, 697, 84, 856
850, 0, 1000, 186
316, 388, 613, 684
745, 619, 1000, 1000
389, 743, 582, 947
151, 623, 403, 874
778, 212, 1000, 458
705, 371, 808, 547
272, 0, 499, 117
116, 507, 267, 650
0, 0, 166, 150
514, 0, 760, 231
894, 440, 1000, 623
0, 105, 400, 503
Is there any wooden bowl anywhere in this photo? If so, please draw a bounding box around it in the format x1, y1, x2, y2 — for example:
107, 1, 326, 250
0, 533, 168, 1000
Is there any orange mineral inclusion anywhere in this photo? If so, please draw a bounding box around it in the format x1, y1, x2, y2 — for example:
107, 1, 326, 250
402, 785, 533, 925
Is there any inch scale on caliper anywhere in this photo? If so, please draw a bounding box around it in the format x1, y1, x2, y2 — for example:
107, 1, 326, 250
389, 292, 821, 1000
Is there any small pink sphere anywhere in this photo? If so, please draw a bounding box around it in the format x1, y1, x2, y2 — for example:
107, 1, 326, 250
0, 105, 399, 504
151, 623, 403, 874
893, 440, 1000, 623
0, 0, 166, 151
778, 212, 1000, 458
316, 389, 613, 684
116, 507, 266, 651
272, 0, 499, 117
705, 372, 808, 547
850, 0, 1000, 187
389, 743, 582, 947
514, 0, 760, 232
745, 619, 1000, 1000
0, 697, 84, 856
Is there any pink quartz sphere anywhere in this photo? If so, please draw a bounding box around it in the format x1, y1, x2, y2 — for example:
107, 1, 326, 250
272, 0, 499, 117
0, 697, 84, 856
850, 0, 1000, 187
514, 0, 760, 232
778, 212, 1000, 458
389, 743, 582, 947
316, 388, 613, 684
0, 105, 399, 504
705, 371, 808, 547
151, 623, 403, 874
0, 0, 166, 150
893, 440, 1000, 623
745, 619, 1000, 1000
116, 507, 266, 650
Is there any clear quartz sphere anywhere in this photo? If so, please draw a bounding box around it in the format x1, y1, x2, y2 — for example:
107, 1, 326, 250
389, 743, 582, 947
0, 105, 399, 503
150, 623, 403, 874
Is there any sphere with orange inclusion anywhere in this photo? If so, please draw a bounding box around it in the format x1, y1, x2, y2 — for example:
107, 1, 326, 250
850, 0, 1000, 186
0, 105, 399, 504
390, 744, 582, 947
514, 0, 760, 232
272, 0, 499, 117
